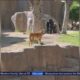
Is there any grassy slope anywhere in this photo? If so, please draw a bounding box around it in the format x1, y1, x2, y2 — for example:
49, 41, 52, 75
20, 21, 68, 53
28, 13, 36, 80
58, 31, 80, 46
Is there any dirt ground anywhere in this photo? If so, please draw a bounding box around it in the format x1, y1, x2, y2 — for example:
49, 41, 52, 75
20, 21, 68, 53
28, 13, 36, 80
1, 32, 71, 53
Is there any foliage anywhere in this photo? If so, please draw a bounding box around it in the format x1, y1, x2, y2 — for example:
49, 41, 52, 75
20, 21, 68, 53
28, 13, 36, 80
69, 0, 79, 21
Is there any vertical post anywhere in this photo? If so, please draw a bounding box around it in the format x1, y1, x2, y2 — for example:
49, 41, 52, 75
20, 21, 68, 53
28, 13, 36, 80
0, 15, 1, 54
61, 0, 67, 34
0, 14, 1, 71
79, 0, 80, 72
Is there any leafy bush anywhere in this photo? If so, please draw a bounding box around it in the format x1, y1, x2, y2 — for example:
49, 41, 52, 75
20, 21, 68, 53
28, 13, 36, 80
69, 1, 79, 21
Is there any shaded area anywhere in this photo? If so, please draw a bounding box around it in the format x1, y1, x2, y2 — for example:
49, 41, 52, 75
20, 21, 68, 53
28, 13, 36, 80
1, 34, 26, 48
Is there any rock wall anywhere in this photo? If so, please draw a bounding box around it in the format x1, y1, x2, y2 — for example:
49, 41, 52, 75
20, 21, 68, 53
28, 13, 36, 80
0, 0, 30, 31
41, 0, 63, 27
0, 45, 80, 80
1, 0, 64, 32
0, 45, 79, 72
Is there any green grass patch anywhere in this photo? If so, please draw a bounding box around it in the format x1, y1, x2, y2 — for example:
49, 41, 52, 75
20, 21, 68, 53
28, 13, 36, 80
58, 31, 80, 46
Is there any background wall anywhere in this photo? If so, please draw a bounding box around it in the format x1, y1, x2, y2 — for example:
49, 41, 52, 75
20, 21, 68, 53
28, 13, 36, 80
0, 0, 64, 32
0, 0, 30, 31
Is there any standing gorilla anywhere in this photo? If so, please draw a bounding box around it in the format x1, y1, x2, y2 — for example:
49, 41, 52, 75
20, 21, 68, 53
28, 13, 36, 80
46, 21, 50, 33
46, 19, 57, 34
49, 19, 54, 33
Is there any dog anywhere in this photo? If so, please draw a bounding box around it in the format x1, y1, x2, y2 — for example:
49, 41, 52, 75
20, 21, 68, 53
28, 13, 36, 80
29, 32, 43, 46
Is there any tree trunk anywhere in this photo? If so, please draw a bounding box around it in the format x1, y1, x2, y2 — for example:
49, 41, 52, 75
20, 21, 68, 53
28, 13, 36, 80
62, 1, 69, 34
0, 15, 1, 56
30, 0, 43, 33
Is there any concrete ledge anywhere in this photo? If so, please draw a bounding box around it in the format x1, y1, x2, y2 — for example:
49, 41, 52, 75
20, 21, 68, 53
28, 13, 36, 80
0, 45, 79, 72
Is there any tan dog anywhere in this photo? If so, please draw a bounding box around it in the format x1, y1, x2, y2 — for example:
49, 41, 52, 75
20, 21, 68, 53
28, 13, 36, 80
29, 32, 43, 45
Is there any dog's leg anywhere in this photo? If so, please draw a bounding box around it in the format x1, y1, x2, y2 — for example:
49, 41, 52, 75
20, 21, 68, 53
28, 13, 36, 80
29, 41, 31, 46
38, 37, 41, 44
29, 36, 32, 46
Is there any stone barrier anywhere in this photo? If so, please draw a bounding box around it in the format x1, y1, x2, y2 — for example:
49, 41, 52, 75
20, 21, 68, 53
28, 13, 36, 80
0, 45, 79, 72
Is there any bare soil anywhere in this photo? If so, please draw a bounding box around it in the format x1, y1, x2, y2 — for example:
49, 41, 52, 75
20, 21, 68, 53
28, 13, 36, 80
1, 32, 70, 53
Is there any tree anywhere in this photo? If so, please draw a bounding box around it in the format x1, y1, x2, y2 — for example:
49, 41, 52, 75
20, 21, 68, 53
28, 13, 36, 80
61, 0, 69, 34
69, 0, 79, 22
29, 0, 43, 33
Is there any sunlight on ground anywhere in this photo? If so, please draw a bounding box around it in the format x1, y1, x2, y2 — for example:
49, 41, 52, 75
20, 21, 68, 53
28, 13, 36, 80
58, 31, 80, 46
1, 31, 79, 52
